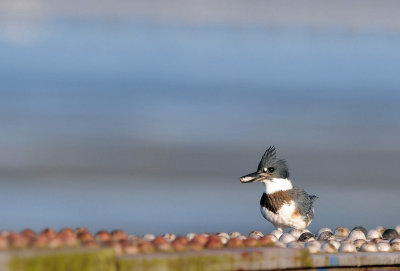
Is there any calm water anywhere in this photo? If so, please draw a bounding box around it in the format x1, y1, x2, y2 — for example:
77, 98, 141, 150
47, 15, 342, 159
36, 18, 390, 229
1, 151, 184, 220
0, 19, 399, 235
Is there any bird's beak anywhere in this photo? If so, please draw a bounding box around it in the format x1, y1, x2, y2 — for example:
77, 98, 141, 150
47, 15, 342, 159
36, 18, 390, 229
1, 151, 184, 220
240, 172, 265, 183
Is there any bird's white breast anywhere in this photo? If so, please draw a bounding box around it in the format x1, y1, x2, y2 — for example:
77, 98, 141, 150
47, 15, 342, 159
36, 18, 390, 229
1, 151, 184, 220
260, 200, 307, 230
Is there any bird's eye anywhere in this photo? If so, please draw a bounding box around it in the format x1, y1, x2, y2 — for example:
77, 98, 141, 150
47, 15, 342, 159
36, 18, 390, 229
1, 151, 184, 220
267, 167, 275, 173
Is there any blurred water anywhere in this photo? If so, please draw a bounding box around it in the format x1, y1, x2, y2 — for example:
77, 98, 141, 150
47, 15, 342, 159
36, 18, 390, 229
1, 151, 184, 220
0, 19, 399, 234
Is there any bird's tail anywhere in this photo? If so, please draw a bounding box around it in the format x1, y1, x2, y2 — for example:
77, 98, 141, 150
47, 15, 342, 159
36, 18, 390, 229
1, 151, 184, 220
309, 195, 318, 202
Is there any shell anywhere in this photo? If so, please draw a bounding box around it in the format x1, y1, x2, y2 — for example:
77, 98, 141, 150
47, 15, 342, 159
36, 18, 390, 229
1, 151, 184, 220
274, 241, 287, 248
317, 231, 334, 241
305, 241, 321, 253
229, 232, 241, 238
376, 226, 386, 235
286, 241, 303, 249
216, 232, 230, 240
377, 242, 391, 252
382, 229, 399, 240
298, 232, 314, 242
352, 226, 367, 235
395, 225, 400, 235
288, 229, 303, 239
360, 242, 378, 252
329, 240, 341, 250
279, 233, 296, 244
321, 242, 337, 253
163, 233, 176, 241
271, 229, 283, 239
339, 243, 357, 253
353, 239, 367, 249
143, 234, 156, 241
317, 227, 332, 236
348, 230, 366, 241
334, 227, 350, 238
249, 231, 264, 239
390, 238, 400, 244
186, 233, 196, 240
366, 230, 381, 240
391, 242, 400, 251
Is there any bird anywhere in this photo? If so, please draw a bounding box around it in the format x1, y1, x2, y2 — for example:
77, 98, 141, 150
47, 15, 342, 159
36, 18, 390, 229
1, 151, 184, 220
240, 146, 317, 231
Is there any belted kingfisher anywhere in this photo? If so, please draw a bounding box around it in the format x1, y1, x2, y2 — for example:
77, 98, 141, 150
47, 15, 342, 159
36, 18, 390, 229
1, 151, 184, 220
240, 146, 317, 231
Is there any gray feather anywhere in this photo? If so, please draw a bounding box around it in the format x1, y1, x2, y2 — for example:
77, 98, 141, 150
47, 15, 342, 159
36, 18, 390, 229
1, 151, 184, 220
290, 188, 317, 221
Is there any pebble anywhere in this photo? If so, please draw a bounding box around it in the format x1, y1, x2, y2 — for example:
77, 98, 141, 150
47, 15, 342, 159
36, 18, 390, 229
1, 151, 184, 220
334, 227, 350, 238
360, 242, 378, 252
339, 243, 357, 253
279, 233, 296, 244
382, 229, 399, 240
367, 230, 381, 240
348, 230, 366, 241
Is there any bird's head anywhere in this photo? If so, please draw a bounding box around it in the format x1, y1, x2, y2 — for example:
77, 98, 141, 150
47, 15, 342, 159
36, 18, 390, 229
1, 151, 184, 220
240, 146, 289, 183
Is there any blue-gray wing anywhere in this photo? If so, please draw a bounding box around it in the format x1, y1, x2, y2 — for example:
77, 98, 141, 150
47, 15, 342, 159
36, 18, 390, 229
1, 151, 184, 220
290, 187, 317, 220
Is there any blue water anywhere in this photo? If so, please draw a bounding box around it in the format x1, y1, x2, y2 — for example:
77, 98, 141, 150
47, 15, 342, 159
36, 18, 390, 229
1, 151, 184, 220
0, 19, 400, 235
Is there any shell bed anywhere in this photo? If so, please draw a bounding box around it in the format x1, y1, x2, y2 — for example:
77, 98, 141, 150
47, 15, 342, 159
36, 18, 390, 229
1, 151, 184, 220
1, 226, 400, 255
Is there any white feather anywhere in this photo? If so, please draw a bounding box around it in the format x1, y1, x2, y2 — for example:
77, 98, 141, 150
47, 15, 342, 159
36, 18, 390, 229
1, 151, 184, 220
260, 201, 308, 230
262, 178, 293, 194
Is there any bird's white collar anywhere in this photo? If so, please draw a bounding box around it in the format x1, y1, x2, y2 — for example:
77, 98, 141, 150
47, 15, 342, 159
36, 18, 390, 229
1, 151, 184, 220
262, 178, 293, 194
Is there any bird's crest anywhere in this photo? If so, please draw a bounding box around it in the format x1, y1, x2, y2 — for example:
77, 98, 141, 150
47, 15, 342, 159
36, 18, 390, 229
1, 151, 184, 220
257, 146, 277, 171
